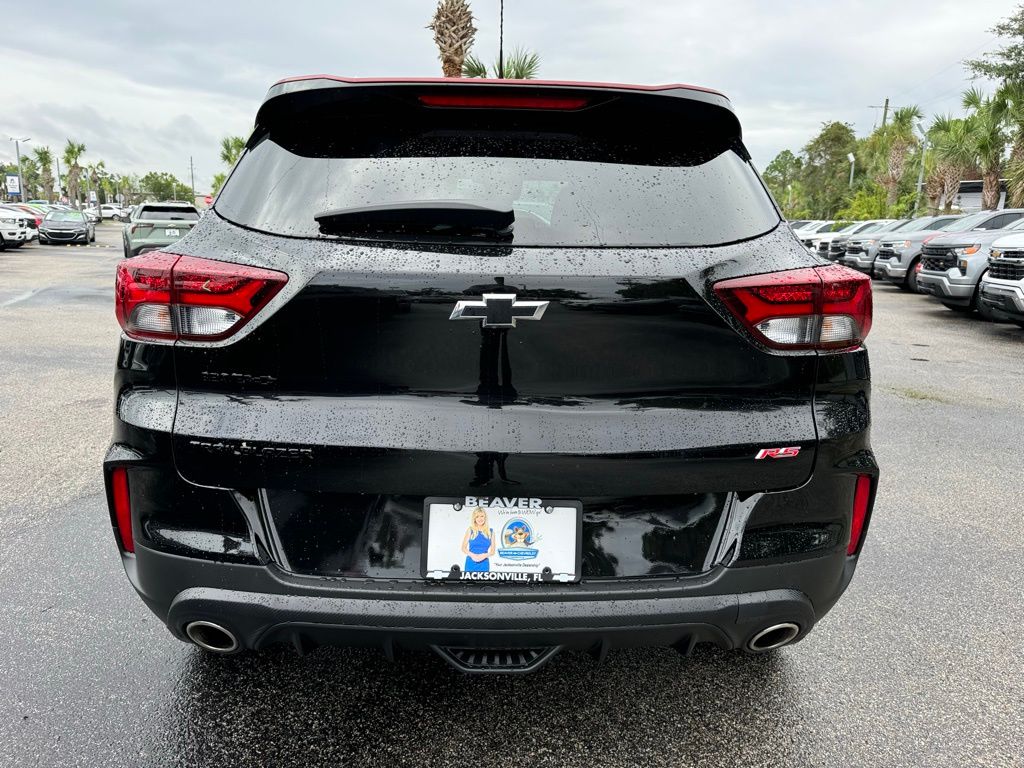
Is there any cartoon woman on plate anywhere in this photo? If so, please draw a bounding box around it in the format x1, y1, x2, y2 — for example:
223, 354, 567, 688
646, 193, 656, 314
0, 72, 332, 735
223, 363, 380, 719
461, 507, 495, 572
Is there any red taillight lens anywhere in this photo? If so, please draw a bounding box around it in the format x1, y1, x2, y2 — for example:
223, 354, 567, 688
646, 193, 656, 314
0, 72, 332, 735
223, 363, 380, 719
713, 265, 872, 351
111, 467, 134, 553
114, 252, 288, 342
418, 93, 590, 110
848, 474, 873, 555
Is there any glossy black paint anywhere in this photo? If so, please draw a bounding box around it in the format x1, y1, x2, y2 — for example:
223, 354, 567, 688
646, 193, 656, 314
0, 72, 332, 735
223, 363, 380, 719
103, 79, 878, 663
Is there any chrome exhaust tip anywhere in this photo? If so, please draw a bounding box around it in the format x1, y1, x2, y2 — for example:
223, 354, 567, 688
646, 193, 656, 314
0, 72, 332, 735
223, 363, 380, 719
185, 621, 240, 654
746, 622, 800, 653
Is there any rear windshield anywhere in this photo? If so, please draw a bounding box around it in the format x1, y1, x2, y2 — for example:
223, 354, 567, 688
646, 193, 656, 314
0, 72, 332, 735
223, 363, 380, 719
139, 206, 199, 221
216, 109, 779, 247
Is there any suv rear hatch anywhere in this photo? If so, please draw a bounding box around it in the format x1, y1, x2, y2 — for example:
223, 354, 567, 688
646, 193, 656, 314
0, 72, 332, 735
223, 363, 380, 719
167, 79, 819, 580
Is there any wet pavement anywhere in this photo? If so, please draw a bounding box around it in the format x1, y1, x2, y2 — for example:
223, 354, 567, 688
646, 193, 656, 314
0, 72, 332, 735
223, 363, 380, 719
0, 225, 1022, 767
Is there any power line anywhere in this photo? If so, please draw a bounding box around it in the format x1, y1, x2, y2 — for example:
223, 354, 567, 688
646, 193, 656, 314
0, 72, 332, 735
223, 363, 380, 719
891, 35, 998, 102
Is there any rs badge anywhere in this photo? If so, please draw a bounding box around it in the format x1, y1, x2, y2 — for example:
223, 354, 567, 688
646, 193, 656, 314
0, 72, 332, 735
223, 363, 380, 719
755, 446, 801, 460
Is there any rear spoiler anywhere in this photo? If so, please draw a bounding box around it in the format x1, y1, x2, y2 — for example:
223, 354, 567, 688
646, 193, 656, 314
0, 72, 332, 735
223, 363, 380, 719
253, 76, 742, 152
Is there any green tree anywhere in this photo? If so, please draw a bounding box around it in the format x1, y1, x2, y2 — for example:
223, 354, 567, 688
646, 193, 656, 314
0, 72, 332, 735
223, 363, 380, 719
999, 80, 1024, 206
62, 140, 86, 204
219, 136, 246, 167
962, 88, 1008, 210
929, 116, 978, 212
835, 186, 889, 220
800, 121, 858, 217
874, 106, 924, 209
32, 146, 55, 201
139, 171, 192, 201
428, 0, 477, 77
17, 156, 41, 200
211, 171, 228, 195
965, 4, 1024, 81
762, 149, 804, 215
463, 47, 541, 79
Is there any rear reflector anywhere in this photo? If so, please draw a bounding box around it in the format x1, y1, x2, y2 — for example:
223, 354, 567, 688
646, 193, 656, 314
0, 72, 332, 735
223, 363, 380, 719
111, 467, 134, 553
713, 265, 872, 351
848, 475, 872, 555
115, 252, 287, 342
418, 94, 590, 110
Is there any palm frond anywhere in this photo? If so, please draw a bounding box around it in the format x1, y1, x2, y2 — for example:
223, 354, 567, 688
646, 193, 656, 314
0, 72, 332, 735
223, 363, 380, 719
495, 47, 540, 79
462, 54, 488, 78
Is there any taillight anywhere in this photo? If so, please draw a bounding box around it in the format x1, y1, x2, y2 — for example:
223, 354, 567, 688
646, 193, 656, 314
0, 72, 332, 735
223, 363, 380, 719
848, 474, 873, 555
114, 252, 288, 342
110, 467, 134, 553
418, 93, 590, 109
713, 265, 872, 351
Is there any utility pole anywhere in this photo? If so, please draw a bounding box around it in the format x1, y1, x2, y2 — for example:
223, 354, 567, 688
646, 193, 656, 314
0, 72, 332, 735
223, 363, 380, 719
868, 98, 891, 128
9, 137, 30, 202
55, 155, 62, 201
189, 156, 196, 200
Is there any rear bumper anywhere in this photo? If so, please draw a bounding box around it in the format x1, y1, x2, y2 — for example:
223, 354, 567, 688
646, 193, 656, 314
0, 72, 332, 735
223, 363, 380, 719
126, 541, 854, 655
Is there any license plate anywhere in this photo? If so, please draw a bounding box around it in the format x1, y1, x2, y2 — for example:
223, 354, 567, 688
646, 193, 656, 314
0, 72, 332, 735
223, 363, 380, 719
423, 496, 581, 583
165, 228, 180, 237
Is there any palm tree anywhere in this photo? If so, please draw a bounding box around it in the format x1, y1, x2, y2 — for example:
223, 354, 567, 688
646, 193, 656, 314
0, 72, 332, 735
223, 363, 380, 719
962, 88, 1008, 210
85, 160, 106, 204
463, 47, 541, 79
62, 140, 86, 205
32, 146, 55, 202
929, 116, 981, 212
874, 105, 923, 209
997, 80, 1024, 208
428, 0, 476, 77
219, 136, 246, 167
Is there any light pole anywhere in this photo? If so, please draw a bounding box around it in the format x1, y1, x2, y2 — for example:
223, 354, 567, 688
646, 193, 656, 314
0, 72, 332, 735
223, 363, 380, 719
847, 152, 856, 188
8, 137, 30, 201
913, 122, 928, 216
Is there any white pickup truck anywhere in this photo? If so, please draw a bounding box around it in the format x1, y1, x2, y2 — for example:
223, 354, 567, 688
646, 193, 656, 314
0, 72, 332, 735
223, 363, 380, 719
979, 231, 1024, 328
0, 208, 30, 250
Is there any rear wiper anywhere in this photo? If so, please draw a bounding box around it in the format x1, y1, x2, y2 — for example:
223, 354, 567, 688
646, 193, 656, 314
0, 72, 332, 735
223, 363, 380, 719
315, 201, 514, 240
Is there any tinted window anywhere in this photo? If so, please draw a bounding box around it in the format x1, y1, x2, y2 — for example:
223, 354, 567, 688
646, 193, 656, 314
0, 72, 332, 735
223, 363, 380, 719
217, 129, 780, 247
984, 212, 1024, 229
138, 206, 199, 221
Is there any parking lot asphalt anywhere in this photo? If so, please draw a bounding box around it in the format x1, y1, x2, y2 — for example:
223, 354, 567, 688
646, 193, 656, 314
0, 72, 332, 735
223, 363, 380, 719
0, 225, 1022, 767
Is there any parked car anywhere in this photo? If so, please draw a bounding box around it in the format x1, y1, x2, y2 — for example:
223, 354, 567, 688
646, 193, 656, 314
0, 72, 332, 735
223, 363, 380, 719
0, 209, 30, 249
97, 203, 129, 221
122, 202, 200, 257
1, 204, 40, 242
794, 220, 837, 249
917, 214, 1024, 317
104, 76, 879, 671
877, 210, 1024, 291
979, 235, 1024, 327
817, 220, 897, 262
842, 216, 960, 277
38, 209, 96, 244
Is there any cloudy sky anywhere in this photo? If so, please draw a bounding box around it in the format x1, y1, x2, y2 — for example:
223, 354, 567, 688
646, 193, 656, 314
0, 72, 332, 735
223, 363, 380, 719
1, 0, 1013, 192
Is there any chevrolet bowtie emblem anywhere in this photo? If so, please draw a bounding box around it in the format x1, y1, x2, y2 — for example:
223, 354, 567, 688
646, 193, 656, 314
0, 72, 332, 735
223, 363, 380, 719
449, 293, 549, 328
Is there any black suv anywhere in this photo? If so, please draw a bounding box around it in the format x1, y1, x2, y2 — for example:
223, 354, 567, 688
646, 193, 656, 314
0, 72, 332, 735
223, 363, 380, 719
104, 77, 878, 673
